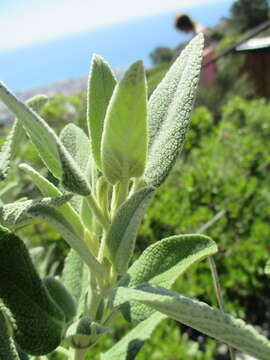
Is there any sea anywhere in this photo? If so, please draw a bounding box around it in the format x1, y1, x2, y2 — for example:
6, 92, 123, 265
0, 0, 234, 91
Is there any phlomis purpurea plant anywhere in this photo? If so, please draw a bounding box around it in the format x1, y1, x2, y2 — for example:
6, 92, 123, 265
0, 34, 269, 360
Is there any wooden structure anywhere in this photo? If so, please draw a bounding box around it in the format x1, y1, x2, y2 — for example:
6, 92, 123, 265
236, 37, 270, 98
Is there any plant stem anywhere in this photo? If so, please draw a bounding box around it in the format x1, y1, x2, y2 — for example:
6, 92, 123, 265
208, 256, 235, 360
87, 195, 110, 230
111, 178, 130, 217
97, 231, 108, 263
87, 274, 100, 319
197, 212, 234, 358
70, 348, 87, 360
130, 177, 144, 195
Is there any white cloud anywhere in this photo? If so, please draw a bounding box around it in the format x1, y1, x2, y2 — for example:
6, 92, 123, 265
0, 0, 216, 50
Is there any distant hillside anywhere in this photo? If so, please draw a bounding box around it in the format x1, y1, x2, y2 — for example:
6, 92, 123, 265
0, 68, 124, 125
0, 76, 87, 125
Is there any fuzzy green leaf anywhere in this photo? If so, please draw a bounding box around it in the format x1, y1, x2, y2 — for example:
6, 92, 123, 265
0, 229, 65, 355
0, 309, 20, 360
43, 276, 76, 323
57, 142, 91, 196
120, 234, 217, 322
27, 205, 106, 279
80, 197, 94, 229
87, 54, 117, 169
60, 123, 91, 209
60, 124, 90, 173
0, 83, 61, 177
0, 121, 21, 181
144, 34, 204, 187
0, 83, 91, 195
19, 163, 84, 237
63, 249, 85, 302
114, 285, 270, 360
0, 95, 48, 181
265, 260, 270, 275
27, 94, 49, 112
62, 249, 89, 313
101, 61, 147, 184
101, 313, 166, 360
0, 194, 72, 229
107, 187, 155, 274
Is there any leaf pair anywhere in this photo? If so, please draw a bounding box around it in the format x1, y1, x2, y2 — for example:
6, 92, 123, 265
102, 234, 216, 359
66, 316, 110, 348
89, 34, 203, 188
88, 55, 147, 184
119, 234, 217, 322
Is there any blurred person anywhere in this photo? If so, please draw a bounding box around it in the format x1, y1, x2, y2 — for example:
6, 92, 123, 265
174, 13, 216, 84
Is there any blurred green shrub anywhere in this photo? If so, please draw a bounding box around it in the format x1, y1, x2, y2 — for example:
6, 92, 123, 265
140, 97, 270, 328
149, 47, 175, 65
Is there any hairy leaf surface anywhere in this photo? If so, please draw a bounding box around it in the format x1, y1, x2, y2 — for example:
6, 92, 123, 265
57, 142, 91, 196
114, 285, 270, 360
87, 54, 117, 169
63, 249, 86, 302
120, 234, 217, 322
19, 163, 84, 237
28, 205, 106, 279
0, 95, 48, 181
62, 249, 89, 315
0, 194, 72, 229
0, 83, 61, 177
60, 123, 91, 208
144, 34, 203, 186
101, 313, 166, 360
101, 61, 147, 184
0, 309, 20, 360
0, 83, 91, 195
60, 124, 90, 173
0, 229, 65, 355
43, 276, 76, 323
107, 187, 155, 274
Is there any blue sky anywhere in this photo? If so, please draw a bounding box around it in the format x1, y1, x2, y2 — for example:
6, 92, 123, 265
0, 0, 222, 51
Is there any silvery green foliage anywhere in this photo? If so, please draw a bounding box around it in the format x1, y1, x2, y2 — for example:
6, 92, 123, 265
0, 194, 72, 229
43, 276, 77, 323
144, 33, 204, 187
119, 234, 217, 322
101, 61, 147, 184
101, 313, 166, 360
106, 187, 155, 274
0, 95, 48, 181
0, 228, 65, 355
114, 285, 270, 360
0, 35, 269, 360
87, 54, 117, 170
